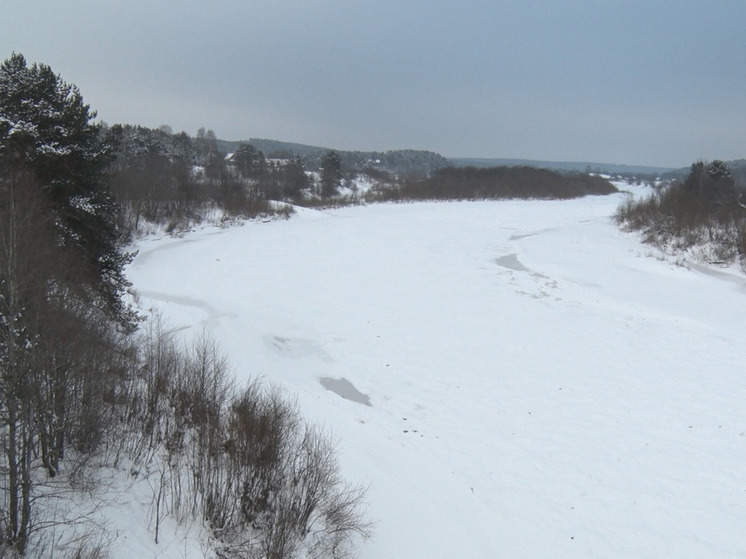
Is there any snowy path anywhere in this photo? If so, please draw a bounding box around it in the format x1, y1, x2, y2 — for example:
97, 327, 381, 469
127, 194, 746, 558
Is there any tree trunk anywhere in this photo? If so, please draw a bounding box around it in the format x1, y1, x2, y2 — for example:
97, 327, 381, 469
6, 398, 20, 548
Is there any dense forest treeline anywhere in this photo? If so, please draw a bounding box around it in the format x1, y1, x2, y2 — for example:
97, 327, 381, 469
105, 123, 310, 230
100, 123, 621, 238
218, 138, 450, 176
449, 157, 675, 177
388, 165, 617, 201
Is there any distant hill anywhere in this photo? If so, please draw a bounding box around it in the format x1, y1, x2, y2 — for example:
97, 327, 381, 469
448, 157, 676, 177
216, 138, 327, 159
217, 138, 449, 176
218, 138, 740, 180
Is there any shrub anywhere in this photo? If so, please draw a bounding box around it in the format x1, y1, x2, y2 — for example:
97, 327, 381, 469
615, 160, 746, 266
126, 324, 372, 558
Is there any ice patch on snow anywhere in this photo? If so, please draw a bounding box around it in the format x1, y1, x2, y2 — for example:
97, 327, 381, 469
495, 253, 550, 278
495, 253, 529, 272
319, 377, 372, 406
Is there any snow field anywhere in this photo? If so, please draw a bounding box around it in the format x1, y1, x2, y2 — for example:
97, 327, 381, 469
127, 191, 746, 558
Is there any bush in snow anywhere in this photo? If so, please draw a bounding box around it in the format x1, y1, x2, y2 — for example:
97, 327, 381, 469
615, 160, 746, 267
123, 321, 372, 559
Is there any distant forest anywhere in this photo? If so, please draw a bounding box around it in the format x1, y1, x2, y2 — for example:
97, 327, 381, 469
391, 165, 617, 201
101, 123, 625, 237
218, 137, 450, 176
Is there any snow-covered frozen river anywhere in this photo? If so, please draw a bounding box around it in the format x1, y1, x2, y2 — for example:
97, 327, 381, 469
127, 190, 746, 558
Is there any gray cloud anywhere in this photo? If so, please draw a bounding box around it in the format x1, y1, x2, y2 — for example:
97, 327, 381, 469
3, 0, 745, 167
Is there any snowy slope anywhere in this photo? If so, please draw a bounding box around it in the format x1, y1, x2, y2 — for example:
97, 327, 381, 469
127, 190, 746, 558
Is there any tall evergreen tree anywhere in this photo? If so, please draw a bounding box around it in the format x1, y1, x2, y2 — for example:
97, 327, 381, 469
0, 53, 136, 330
233, 143, 267, 179
683, 160, 737, 208
282, 156, 309, 199
320, 149, 342, 198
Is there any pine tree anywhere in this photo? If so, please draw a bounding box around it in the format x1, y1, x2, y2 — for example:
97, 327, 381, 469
0, 53, 136, 330
683, 160, 736, 208
282, 156, 309, 199
320, 149, 342, 198
233, 143, 267, 179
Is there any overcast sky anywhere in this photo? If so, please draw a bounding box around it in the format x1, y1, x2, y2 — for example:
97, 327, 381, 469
2, 1, 745, 168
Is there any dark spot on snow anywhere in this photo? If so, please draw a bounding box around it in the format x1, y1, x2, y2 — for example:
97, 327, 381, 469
495, 253, 529, 272
319, 377, 372, 406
